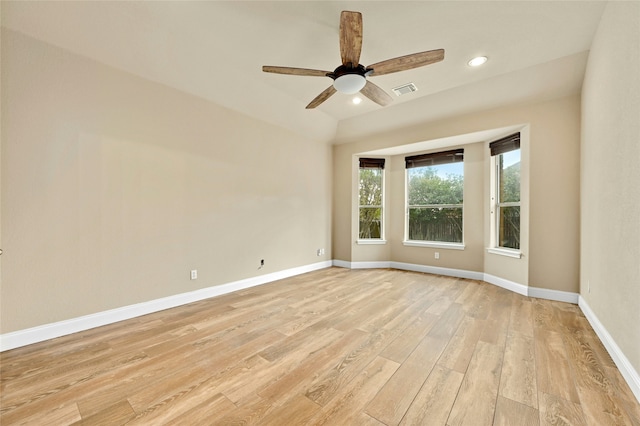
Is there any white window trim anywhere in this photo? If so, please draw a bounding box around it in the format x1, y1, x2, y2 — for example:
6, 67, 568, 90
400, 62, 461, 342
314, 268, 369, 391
487, 247, 522, 258
357, 239, 388, 245
403, 240, 465, 250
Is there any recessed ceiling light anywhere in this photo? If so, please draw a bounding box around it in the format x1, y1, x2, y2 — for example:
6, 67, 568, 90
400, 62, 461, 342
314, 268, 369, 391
352, 97, 362, 105
468, 56, 488, 67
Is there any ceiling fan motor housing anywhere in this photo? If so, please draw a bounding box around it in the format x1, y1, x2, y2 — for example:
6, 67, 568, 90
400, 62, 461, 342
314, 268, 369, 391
330, 64, 368, 80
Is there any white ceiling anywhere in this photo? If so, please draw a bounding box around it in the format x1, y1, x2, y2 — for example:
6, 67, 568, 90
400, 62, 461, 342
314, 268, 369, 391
2, 1, 608, 143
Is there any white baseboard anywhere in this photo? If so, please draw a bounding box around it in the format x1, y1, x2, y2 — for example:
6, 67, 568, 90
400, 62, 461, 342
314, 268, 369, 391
482, 273, 528, 296
529, 286, 579, 304
579, 297, 640, 403
391, 262, 484, 281
338, 261, 576, 303
0, 260, 332, 352
332, 259, 352, 269
347, 261, 392, 269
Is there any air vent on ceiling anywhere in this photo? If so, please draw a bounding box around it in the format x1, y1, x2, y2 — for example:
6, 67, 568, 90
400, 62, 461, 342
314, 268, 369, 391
392, 83, 418, 96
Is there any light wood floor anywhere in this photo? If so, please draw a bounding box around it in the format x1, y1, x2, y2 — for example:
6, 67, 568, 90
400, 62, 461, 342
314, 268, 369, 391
1, 268, 639, 425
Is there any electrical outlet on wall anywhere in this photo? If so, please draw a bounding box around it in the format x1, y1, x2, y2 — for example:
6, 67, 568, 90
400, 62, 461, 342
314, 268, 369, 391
190, 270, 198, 280
434, 252, 440, 260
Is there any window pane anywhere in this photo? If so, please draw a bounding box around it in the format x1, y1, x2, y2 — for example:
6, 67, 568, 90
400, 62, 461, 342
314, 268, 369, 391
359, 207, 381, 239
408, 164, 463, 205
499, 206, 520, 249
359, 169, 382, 206
408, 207, 462, 242
499, 150, 520, 203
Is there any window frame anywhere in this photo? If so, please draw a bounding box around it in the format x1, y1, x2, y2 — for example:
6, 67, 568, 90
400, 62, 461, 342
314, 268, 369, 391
403, 149, 465, 248
357, 158, 385, 243
489, 133, 522, 256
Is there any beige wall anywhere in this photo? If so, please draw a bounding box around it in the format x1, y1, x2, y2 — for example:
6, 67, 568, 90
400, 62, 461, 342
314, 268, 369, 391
581, 2, 640, 374
0, 30, 332, 333
333, 95, 580, 291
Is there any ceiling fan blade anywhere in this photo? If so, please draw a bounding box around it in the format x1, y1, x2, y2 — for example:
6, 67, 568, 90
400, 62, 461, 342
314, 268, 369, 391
339, 11, 363, 67
262, 66, 331, 77
367, 49, 445, 76
306, 85, 337, 109
360, 80, 393, 107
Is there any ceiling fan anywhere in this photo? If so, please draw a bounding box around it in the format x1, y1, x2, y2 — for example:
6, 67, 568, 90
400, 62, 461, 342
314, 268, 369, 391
262, 11, 444, 109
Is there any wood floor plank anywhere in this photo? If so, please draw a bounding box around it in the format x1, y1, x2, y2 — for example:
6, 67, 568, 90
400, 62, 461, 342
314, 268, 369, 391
307, 356, 400, 426
216, 393, 275, 425
604, 365, 640, 424
480, 289, 512, 348
509, 295, 534, 337
425, 277, 466, 315
465, 281, 492, 320
356, 412, 388, 425
304, 327, 400, 407
256, 330, 366, 403
224, 327, 354, 405
437, 315, 485, 373
564, 331, 638, 425
399, 365, 464, 426
259, 394, 320, 426
447, 341, 503, 426
274, 300, 342, 337
86, 328, 284, 417
493, 396, 539, 426
328, 287, 398, 332
454, 279, 480, 306
365, 335, 448, 425
552, 302, 592, 337
427, 302, 465, 341
532, 298, 561, 333
538, 392, 586, 426
258, 322, 341, 363
500, 331, 537, 409
1, 268, 638, 426
534, 329, 581, 404
378, 312, 439, 363
125, 361, 257, 425
356, 296, 417, 334
0, 351, 150, 424
4, 402, 82, 426
161, 393, 237, 426
71, 399, 135, 425
1, 343, 149, 405
304, 288, 446, 408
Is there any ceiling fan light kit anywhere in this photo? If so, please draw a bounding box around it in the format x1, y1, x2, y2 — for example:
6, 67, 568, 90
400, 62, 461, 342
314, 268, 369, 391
333, 74, 366, 94
262, 10, 444, 109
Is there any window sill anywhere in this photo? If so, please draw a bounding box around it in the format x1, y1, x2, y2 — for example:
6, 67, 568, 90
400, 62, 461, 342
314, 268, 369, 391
403, 241, 465, 250
487, 247, 522, 259
357, 239, 387, 245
